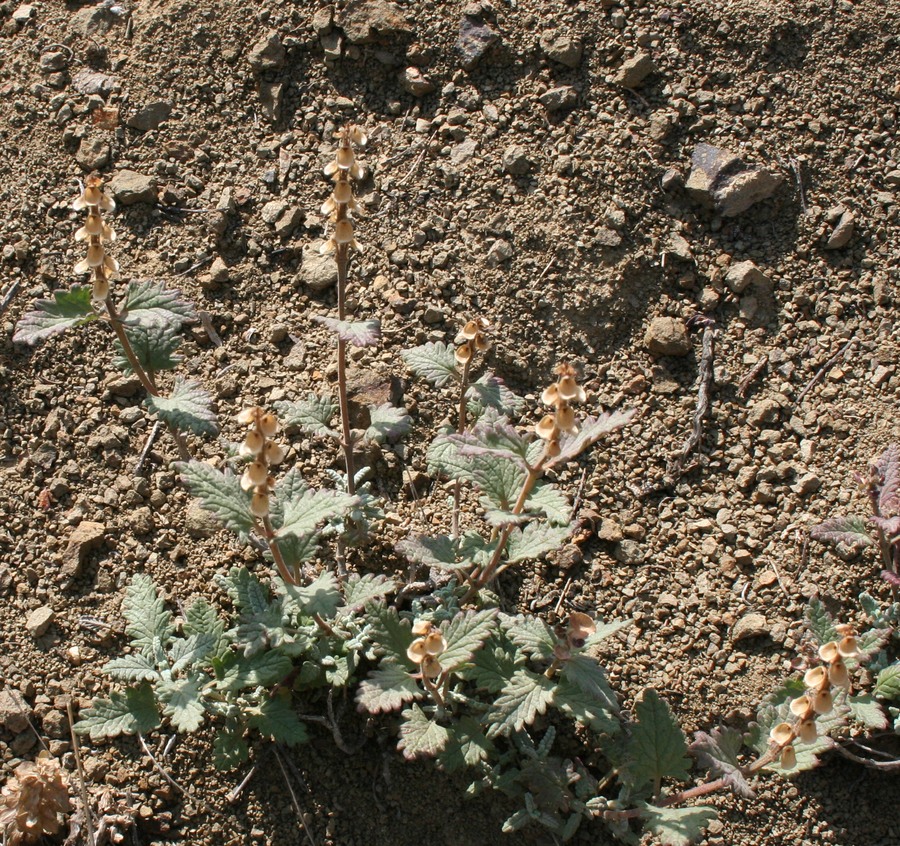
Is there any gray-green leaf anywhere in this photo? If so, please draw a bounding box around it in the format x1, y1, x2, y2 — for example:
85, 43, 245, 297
122, 280, 197, 327
484, 669, 555, 737
277, 489, 357, 539
158, 675, 206, 732
401, 342, 458, 387
146, 378, 218, 436
440, 609, 497, 673
626, 689, 690, 789
275, 394, 336, 437
875, 664, 900, 700
13, 286, 98, 345
179, 462, 254, 536
312, 315, 380, 347
398, 705, 451, 759
356, 661, 423, 714
123, 574, 175, 651
365, 403, 411, 444
506, 522, 572, 563
75, 683, 160, 739
689, 727, 753, 798
639, 803, 718, 846
247, 695, 308, 745
114, 320, 182, 374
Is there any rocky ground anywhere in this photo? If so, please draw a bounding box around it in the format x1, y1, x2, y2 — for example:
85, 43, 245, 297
1, 0, 899, 844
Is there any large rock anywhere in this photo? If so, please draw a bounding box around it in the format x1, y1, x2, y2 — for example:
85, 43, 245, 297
613, 52, 655, 88
126, 101, 172, 131
248, 31, 286, 72
539, 31, 583, 68
299, 242, 338, 291
61, 521, 105, 579
109, 170, 157, 205
644, 317, 691, 357
456, 15, 498, 69
340, 0, 412, 44
685, 143, 783, 217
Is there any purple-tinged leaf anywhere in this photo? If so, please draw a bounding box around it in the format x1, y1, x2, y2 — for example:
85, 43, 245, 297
872, 514, 900, 538
466, 373, 523, 418
365, 403, 411, 444
546, 408, 637, 469
401, 342, 458, 387
810, 516, 874, 548
13, 286, 98, 345
448, 409, 530, 468
312, 315, 380, 347
690, 727, 754, 798
874, 444, 900, 514
882, 569, 900, 588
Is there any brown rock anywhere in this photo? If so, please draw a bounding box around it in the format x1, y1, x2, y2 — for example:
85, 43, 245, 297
61, 521, 105, 579
732, 612, 769, 642
825, 211, 855, 249
644, 317, 691, 357
340, 0, 412, 44
686, 143, 783, 217
613, 52, 655, 88
725, 260, 768, 294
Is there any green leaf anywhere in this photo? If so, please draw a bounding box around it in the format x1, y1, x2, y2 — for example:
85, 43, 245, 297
365, 403, 411, 444
639, 803, 718, 846
275, 394, 336, 437
367, 605, 414, 664
473, 455, 525, 511
75, 683, 160, 739
524, 483, 572, 525
561, 655, 619, 714
281, 570, 341, 618
102, 653, 159, 683
339, 573, 396, 613
184, 598, 227, 657
805, 598, 838, 646
584, 619, 632, 649
221, 567, 270, 615
158, 674, 206, 732
146, 378, 218, 437
506, 522, 572, 563
123, 574, 175, 651
500, 614, 556, 660
12, 286, 98, 345
114, 320, 182, 374
122, 280, 197, 327
810, 516, 875, 548
398, 705, 451, 759
875, 664, 900, 700
689, 727, 753, 798
356, 660, 424, 714
464, 637, 520, 693
312, 315, 380, 347
553, 678, 620, 735
401, 342, 458, 387
427, 429, 474, 481
466, 373, 523, 419
218, 651, 292, 692
248, 695, 308, 745
276, 489, 357, 539
438, 716, 495, 773
170, 633, 219, 673
440, 609, 498, 673
180, 463, 254, 536
485, 669, 555, 737
213, 719, 249, 770
396, 534, 462, 571
450, 412, 531, 468
547, 408, 637, 469
847, 693, 888, 729
626, 689, 690, 789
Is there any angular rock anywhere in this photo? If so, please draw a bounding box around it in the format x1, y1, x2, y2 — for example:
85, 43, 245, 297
456, 16, 498, 69
261, 199, 289, 225
299, 242, 338, 291
725, 260, 768, 293
502, 145, 532, 175
185, 502, 220, 538
644, 317, 691, 356
12, 5, 36, 25
76, 136, 110, 171
685, 143, 783, 217
109, 170, 157, 205
825, 211, 855, 249
450, 138, 477, 166
539, 31, 583, 68
313, 6, 334, 35
72, 69, 117, 97
258, 81, 283, 123
61, 520, 105, 579
748, 397, 781, 427
400, 66, 435, 96
274, 206, 303, 238
540, 85, 577, 112
321, 31, 343, 60
71, 4, 120, 36
340, 0, 412, 44
486, 239, 513, 266
0, 688, 31, 734
732, 612, 768, 641
613, 52, 655, 88
40, 51, 68, 72
666, 232, 693, 261
248, 31, 286, 72
126, 101, 172, 131
26, 606, 54, 638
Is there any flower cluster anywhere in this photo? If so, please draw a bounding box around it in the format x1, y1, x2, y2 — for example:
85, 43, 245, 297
321, 125, 366, 254
0, 751, 70, 846
406, 619, 447, 680
237, 407, 286, 518
73, 175, 118, 303
455, 317, 491, 365
536, 363, 587, 453
769, 627, 859, 769
553, 612, 597, 661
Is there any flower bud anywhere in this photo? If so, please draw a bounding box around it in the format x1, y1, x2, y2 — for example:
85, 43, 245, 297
259, 412, 278, 437
250, 490, 270, 517
780, 745, 797, 770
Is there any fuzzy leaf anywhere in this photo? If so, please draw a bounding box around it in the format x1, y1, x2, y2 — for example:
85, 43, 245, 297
213, 720, 249, 770
473, 455, 526, 511
102, 653, 159, 682
158, 675, 205, 732
584, 619, 632, 649
365, 403, 411, 444
340, 573, 396, 613
184, 599, 227, 657
690, 727, 753, 798
12, 286, 98, 345
438, 716, 495, 773
547, 408, 637, 469
450, 412, 531, 468
810, 516, 874, 548
122, 280, 196, 327
562, 655, 619, 714
222, 567, 270, 616
485, 669, 555, 737
281, 570, 341, 618
312, 315, 381, 347
506, 522, 572, 563
847, 693, 888, 729
398, 705, 451, 759
146, 378, 218, 437
248, 695, 308, 745
874, 444, 900, 514
440, 609, 498, 673
277, 489, 357, 539
465, 638, 521, 693
500, 614, 556, 660
275, 394, 336, 437
114, 320, 182, 374
123, 574, 175, 651
356, 660, 423, 714
466, 373, 523, 418
875, 664, 900, 700
553, 678, 620, 735
525, 483, 572, 525
76, 683, 160, 739
872, 514, 900, 537
401, 341, 458, 387
170, 633, 219, 674
218, 651, 292, 691
639, 803, 718, 846
396, 534, 462, 571
805, 597, 838, 645
179, 462, 254, 536
368, 605, 415, 664
427, 430, 473, 480
626, 689, 690, 789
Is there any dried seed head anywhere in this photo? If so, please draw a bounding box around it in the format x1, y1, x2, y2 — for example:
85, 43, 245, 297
423, 631, 447, 656
333, 180, 353, 204
769, 722, 794, 746
535, 414, 557, 441
240, 430, 265, 457
242, 461, 268, 490
264, 441, 285, 465
335, 145, 355, 170
334, 219, 355, 245
555, 404, 577, 433
411, 619, 433, 636
567, 612, 596, 648
85, 242, 106, 268
237, 407, 261, 426
92, 277, 110, 301
797, 719, 818, 744
829, 659, 850, 689
789, 695, 811, 717
837, 635, 859, 657
421, 654, 442, 679
780, 745, 797, 770
541, 385, 560, 406
803, 666, 828, 690
812, 688, 833, 715
259, 412, 278, 438
455, 343, 473, 365
0, 752, 71, 845
818, 641, 840, 663
250, 490, 270, 518
407, 639, 428, 663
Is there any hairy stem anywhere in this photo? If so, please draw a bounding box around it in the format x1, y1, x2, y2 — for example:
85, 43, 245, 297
335, 242, 356, 498
451, 357, 473, 539
260, 515, 298, 586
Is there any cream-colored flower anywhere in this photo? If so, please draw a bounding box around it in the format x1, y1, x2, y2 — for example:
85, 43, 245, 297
797, 719, 817, 744
250, 490, 270, 518
239, 429, 265, 457
780, 745, 797, 770
789, 696, 811, 717
769, 722, 794, 746
829, 659, 850, 689
567, 612, 596, 648
812, 689, 833, 715
803, 666, 828, 690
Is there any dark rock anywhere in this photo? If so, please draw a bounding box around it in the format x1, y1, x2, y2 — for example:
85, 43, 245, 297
539, 85, 577, 111
685, 143, 783, 217
456, 16, 498, 69
825, 211, 855, 249
248, 31, 286, 72
400, 66, 435, 96
340, 0, 412, 44
39, 51, 68, 72
72, 69, 117, 97
346, 368, 403, 430
126, 101, 172, 131
502, 145, 532, 175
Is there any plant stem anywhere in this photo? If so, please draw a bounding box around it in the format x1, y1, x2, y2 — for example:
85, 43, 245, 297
335, 242, 356, 498
451, 357, 473, 539
867, 485, 896, 574
260, 515, 299, 586
422, 673, 447, 717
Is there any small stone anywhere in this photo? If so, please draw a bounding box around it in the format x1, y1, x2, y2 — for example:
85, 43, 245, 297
725, 260, 768, 294
248, 31, 286, 72
539, 85, 577, 112
539, 31, 583, 68
261, 199, 289, 225
502, 145, 532, 175
12, 5, 36, 25
340, 0, 412, 44
108, 170, 157, 205
0, 689, 31, 733
72, 69, 116, 97
686, 143, 783, 217
661, 168, 682, 190
126, 101, 172, 131
299, 242, 338, 291
732, 612, 768, 642
747, 397, 781, 427
258, 81, 283, 123
26, 606, 55, 638
185, 502, 220, 539
71, 4, 119, 36
422, 305, 444, 324
400, 66, 435, 96
486, 239, 513, 266
825, 211, 855, 249
644, 317, 691, 356
312, 7, 333, 35
450, 138, 477, 165
615, 539, 643, 565
75, 136, 110, 171
456, 15, 498, 70
274, 206, 303, 238
129, 507, 154, 535
666, 232, 693, 261
40, 51, 68, 72
792, 473, 821, 496
613, 52, 655, 88
61, 521, 105, 580
595, 227, 622, 247
597, 518, 623, 542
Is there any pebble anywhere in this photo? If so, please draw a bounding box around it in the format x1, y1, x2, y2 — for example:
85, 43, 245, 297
126, 101, 172, 131
299, 242, 338, 290
539, 86, 577, 112
184, 502, 220, 538
60, 520, 105, 580
109, 170, 157, 205
613, 52, 655, 88
456, 14, 498, 69
644, 316, 691, 357
731, 612, 768, 642
247, 31, 286, 72
725, 260, 768, 294
26, 606, 55, 638
0, 688, 31, 733
12, 5, 35, 25
340, 0, 412, 44
539, 31, 583, 68
747, 397, 781, 427
685, 143, 783, 217
75, 136, 110, 171
825, 210, 855, 249
502, 144, 532, 175
321, 30, 343, 60
400, 66, 435, 96
40, 51, 68, 72
486, 239, 513, 266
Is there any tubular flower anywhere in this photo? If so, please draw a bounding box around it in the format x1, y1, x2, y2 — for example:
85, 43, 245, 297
768, 722, 797, 770
407, 619, 447, 680
535, 363, 587, 452
321, 125, 366, 254
237, 407, 285, 519
455, 316, 491, 366
566, 612, 596, 649
72, 175, 118, 303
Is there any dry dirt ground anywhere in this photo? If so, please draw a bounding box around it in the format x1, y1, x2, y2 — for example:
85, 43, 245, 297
1, 0, 900, 844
